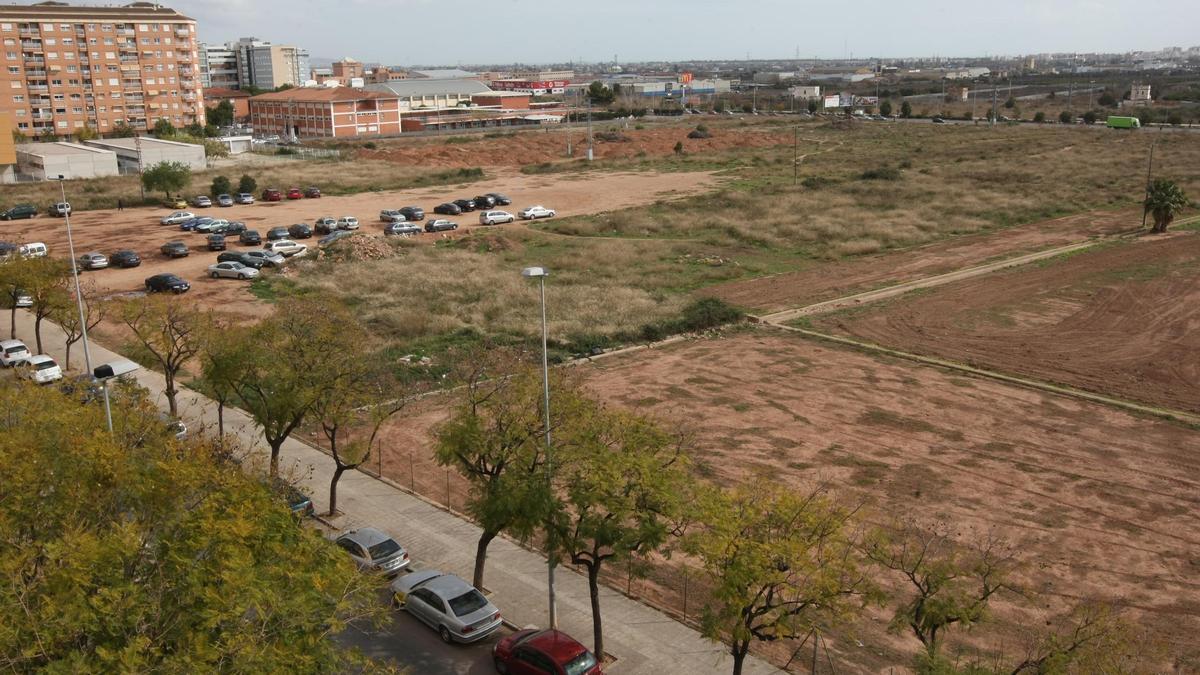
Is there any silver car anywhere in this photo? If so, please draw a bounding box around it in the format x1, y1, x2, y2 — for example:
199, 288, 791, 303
243, 250, 286, 267
207, 261, 259, 280
336, 528, 410, 576
390, 569, 503, 644
77, 252, 108, 270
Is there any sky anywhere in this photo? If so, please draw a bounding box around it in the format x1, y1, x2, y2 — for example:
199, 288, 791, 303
168, 0, 1200, 65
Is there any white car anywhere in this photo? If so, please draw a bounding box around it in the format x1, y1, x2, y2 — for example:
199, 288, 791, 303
264, 239, 308, 257
479, 210, 514, 225
19, 242, 48, 258
161, 211, 196, 225
235, 193, 255, 205
20, 354, 63, 384
519, 205, 556, 220
379, 209, 406, 223
337, 216, 360, 230
207, 261, 260, 280
0, 339, 31, 367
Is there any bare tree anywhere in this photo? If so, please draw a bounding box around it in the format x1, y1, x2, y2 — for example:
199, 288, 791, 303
117, 296, 207, 417
51, 280, 104, 370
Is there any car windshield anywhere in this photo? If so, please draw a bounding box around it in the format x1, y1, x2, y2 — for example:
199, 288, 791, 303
367, 539, 400, 560
35, 360, 57, 371
5, 345, 26, 355
564, 651, 599, 675
447, 589, 488, 617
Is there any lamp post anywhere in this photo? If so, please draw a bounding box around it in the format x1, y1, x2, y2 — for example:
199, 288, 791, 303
522, 265, 556, 629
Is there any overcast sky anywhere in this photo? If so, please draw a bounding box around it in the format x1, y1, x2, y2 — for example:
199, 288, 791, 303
171, 0, 1199, 65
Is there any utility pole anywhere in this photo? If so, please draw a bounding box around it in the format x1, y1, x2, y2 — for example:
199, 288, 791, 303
991, 78, 998, 126
586, 97, 593, 162
1141, 134, 1159, 229
134, 131, 144, 201
793, 126, 798, 185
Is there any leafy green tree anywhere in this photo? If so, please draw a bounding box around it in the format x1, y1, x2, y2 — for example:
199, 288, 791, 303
237, 173, 258, 195
1034, 111, 1047, 123
900, 100, 913, 118
23, 257, 71, 354
880, 100, 893, 117
206, 99, 235, 127
807, 99, 818, 114
687, 484, 878, 675
1168, 111, 1183, 126
1082, 110, 1098, 124
73, 123, 99, 142
1010, 602, 1157, 674
0, 256, 38, 339
116, 295, 208, 417
141, 161, 191, 200
587, 80, 615, 105
1135, 107, 1157, 124
152, 117, 175, 137
1059, 110, 1073, 124
1143, 178, 1190, 233
1004, 95, 1016, 109
110, 121, 137, 138
211, 174, 232, 196
49, 279, 104, 370
198, 319, 254, 440
0, 378, 385, 672
185, 122, 206, 137
1098, 91, 1117, 107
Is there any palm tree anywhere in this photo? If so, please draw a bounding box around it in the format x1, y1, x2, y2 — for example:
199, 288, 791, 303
1144, 179, 1190, 233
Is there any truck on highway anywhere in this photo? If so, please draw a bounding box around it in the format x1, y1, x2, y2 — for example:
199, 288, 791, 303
1106, 116, 1141, 129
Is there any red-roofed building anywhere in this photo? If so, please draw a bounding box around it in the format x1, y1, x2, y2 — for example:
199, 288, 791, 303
248, 87, 401, 138
205, 88, 251, 122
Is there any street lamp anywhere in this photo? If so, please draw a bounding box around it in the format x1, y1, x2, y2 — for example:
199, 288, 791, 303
521, 265, 556, 629
93, 359, 140, 433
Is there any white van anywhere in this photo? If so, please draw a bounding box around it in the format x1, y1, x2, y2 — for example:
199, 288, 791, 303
19, 242, 47, 258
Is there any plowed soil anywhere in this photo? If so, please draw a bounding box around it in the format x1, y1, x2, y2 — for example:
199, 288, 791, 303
359, 124, 794, 168
706, 208, 1142, 314
810, 232, 1200, 414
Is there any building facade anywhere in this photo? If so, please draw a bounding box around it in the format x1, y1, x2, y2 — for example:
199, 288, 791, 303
226, 37, 308, 90
248, 88, 401, 139
198, 42, 237, 89
0, 2, 203, 138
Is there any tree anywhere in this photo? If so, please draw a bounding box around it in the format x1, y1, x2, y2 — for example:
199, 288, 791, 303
0, 378, 386, 672
1034, 111, 1047, 123
237, 173, 258, 195
1082, 110, 1098, 124
1168, 111, 1183, 126
1059, 110, 1073, 124
74, 123, 99, 142
141, 161, 191, 200
152, 117, 175, 137
50, 280, 104, 370
687, 484, 878, 675
0, 256, 37, 339
807, 99, 818, 114
865, 520, 1018, 669
197, 320, 254, 441
1009, 602, 1158, 674
211, 174, 232, 197
206, 99, 235, 127
587, 80, 615, 105
1098, 91, 1117, 107
110, 121, 136, 138
185, 122, 205, 137
550, 408, 693, 659
1143, 178, 1190, 233
901, 100, 913, 118
23, 258, 71, 354
880, 100, 893, 117
1005, 95, 1016, 109
116, 295, 208, 417
673, 140, 684, 155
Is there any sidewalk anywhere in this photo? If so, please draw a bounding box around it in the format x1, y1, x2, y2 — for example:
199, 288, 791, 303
12, 311, 783, 675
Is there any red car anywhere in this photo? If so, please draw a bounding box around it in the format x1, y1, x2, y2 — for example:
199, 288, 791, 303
286, 187, 303, 200
262, 188, 282, 202
493, 629, 602, 675
304, 186, 321, 198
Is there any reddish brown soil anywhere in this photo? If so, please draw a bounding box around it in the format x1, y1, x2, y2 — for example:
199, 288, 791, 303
810, 233, 1200, 414
706, 208, 1143, 314
359, 124, 794, 168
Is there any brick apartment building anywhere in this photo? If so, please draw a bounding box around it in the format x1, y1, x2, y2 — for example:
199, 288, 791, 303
248, 87, 400, 139
0, 1, 203, 139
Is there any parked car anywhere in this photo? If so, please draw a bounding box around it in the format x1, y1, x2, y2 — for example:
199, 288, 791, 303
287, 223, 313, 239
274, 479, 315, 518
236, 193, 255, 205
239, 229, 263, 245
336, 216, 360, 230
390, 569, 502, 644
262, 188, 283, 202
493, 629, 603, 675
434, 202, 462, 216
264, 239, 307, 257
77, 252, 108, 270
266, 226, 291, 241
207, 261, 259, 280
109, 249, 141, 268
161, 210, 196, 225
49, 202, 72, 217
192, 195, 212, 208
486, 193, 512, 206
0, 204, 38, 220
379, 209, 406, 223
0, 339, 31, 367
335, 528, 410, 576
0, 242, 15, 262
314, 216, 339, 234
166, 198, 188, 209
304, 186, 321, 198
318, 230, 354, 246
145, 273, 190, 294
161, 414, 188, 440
932, 117, 946, 124
286, 187, 303, 200
197, 219, 230, 234
473, 195, 497, 209
451, 199, 476, 212
19, 242, 47, 258
384, 222, 422, 236
160, 241, 189, 258
178, 216, 210, 231
217, 251, 266, 269
206, 234, 227, 251
20, 355, 63, 385
224, 221, 247, 235
10, 289, 32, 308
479, 210, 514, 225
243, 250, 285, 267
217, 194, 234, 207
519, 205, 556, 220
424, 219, 458, 233
399, 206, 425, 221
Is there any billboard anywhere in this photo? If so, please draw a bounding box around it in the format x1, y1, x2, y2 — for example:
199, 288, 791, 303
823, 94, 842, 108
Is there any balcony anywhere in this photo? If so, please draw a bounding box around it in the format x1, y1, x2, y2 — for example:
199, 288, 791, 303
119, 57, 139, 64
27, 84, 49, 92
183, 93, 196, 102
25, 69, 47, 78
32, 112, 53, 120
21, 41, 42, 51
24, 57, 46, 66
19, 28, 39, 37
180, 79, 195, 89
116, 28, 135, 36
175, 28, 190, 37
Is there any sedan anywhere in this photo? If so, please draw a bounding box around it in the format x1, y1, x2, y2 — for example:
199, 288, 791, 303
379, 209, 406, 223
337, 216, 360, 230
243, 250, 285, 267
314, 216, 339, 234
451, 198, 476, 212
473, 195, 497, 209
160, 210, 196, 225
207, 261, 259, 280
304, 186, 321, 198
199, 219, 231, 234
288, 223, 313, 239
493, 629, 603, 675
267, 226, 291, 241
519, 205, 556, 220
236, 193, 255, 205
20, 355, 63, 385
160, 241, 189, 258
109, 249, 141, 268
206, 234, 227, 251
398, 206, 425, 221
217, 251, 265, 269
384, 222, 422, 236
286, 187, 303, 200
487, 193, 512, 206
145, 273, 190, 293
224, 221, 247, 235
77, 252, 108, 270
179, 216, 213, 231
335, 528, 410, 576
217, 194, 234, 207
433, 202, 462, 216
264, 239, 307, 257
424, 219, 458, 233
239, 230, 263, 245
390, 570, 502, 644
193, 195, 212, 208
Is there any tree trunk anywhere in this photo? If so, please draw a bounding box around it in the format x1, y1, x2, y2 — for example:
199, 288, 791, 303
8, 304, 15, 339
731, 640, 749, 675
216, 401, 224, 438
164, 371, 178, 417
473, 529, 498, 590
587, 562, 604, 660
328, 465, 346, 517
269, 439, 283, 477
33, 316, 43, 354
64, 341, 73, 370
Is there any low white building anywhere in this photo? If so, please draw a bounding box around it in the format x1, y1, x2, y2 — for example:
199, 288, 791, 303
790, 85, 821, 99
15, 142, 119, 180
214, 135, 253, 155
84, 137, 207, 173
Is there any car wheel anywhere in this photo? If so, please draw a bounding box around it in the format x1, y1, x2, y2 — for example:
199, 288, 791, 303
237, 273, 246, 280
453, 224, 458, 229
438, 626, 453, 644
210, 272, 219, 279
494, 657, 509, 674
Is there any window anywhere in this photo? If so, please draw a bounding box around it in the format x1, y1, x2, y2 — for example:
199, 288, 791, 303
14, 109, 24, 116
52, 93, 63, 101
99, 119, 107, 127
2, 38, 12, 45
138, 24, 148, 32
100, 24, 112, 31
4, 52, 13, 60
42, 24, 54, 32
9, 81, 19, 88
59, 24, 70, 31
108, 78, 117, 86
0, 24, 11, 31
72, 107, 81, 113
46, 52, 57, 59
103, 38, 112, 45
56, 120, 67, 128
62, 38, 73, 45
16, 122, 28, 129
12, 94, 22, 102
104, 52, 114, 59
55, 107, 65, 114
50, 79, 61, 86
45, 38, 55, 45
5, 66, 16, 74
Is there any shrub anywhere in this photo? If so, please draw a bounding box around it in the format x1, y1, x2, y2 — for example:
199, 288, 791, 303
687, 125, 712, 139
674, 297, 743, 332
363, 141, 377, 149
860, 166, 902, 181
1034, 111, 1046, 123
1059, 111, 1073, 124
237, 174, 257, 195
673, 141, 684, 155
801, 176, 836, 189
211, 175, 231, 197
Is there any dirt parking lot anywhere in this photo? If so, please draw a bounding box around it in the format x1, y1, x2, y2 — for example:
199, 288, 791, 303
0, 169, 718, 319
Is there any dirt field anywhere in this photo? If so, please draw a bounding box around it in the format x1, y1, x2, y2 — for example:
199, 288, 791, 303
0, 169, 718, 320
806, 232, 1200, 414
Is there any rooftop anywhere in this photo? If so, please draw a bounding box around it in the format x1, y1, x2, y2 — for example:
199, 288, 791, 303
411, 68, 478, 80
85, 136, 202, 150
249, 87, 397, 103
366, 79, 493, 98
0, 1, 194, 21
205, 87, 250, 99
15, 141, 113, 157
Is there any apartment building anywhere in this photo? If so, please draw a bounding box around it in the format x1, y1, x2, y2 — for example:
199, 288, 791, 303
248, 87, 400, 139
0, 1, 203, 138
229, 37, 308, 89
198, 41, 236, 89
